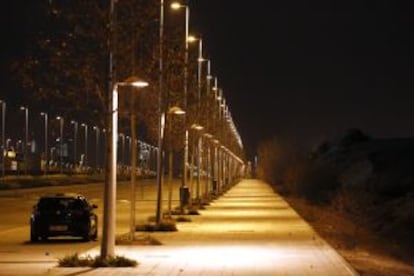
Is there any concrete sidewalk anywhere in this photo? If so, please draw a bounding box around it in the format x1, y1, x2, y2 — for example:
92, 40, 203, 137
48, 179, 358, 275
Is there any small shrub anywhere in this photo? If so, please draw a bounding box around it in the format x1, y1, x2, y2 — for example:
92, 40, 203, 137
59, 253, 92, 267
136, 219, 177, 232
91, 255, 138, 267
58, 253, 138, 267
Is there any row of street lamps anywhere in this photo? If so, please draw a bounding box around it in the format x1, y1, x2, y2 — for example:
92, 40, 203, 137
0, 100, 156, 176
101, 0, 246, 257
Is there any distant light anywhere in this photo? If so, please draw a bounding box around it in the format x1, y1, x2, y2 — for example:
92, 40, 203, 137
171, 2, 182, 10
120, 76, 149, 88
187, 35, 197, 43
168, 106, 186, 115
191, 124, 204, 131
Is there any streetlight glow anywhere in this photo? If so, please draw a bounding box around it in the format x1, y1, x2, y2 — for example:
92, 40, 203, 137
171, 2, 182, 10
168, 106, 186, 115
187, 35, 197, 43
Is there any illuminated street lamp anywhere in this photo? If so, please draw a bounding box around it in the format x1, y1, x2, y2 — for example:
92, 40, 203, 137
127, 78, 150, 240
40, 112, 48, 175
166, 106, 185, 217
0, 100, 6, 176
20, 106, 29, 175
106, 77, 148, 247
56, 116, 64, 174
171, 1, 191, 209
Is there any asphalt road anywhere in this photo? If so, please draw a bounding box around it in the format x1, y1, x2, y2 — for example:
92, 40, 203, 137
0, 178, 181, 275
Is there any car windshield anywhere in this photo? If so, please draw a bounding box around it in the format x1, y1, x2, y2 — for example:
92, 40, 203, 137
37, 197, 86, 211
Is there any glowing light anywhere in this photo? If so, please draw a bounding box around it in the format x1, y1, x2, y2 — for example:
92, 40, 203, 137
171, 2, 182, 10
187, 35, 197, 43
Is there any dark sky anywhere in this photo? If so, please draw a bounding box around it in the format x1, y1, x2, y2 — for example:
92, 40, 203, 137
191, 0, 414, 158
1, 1, 413, 160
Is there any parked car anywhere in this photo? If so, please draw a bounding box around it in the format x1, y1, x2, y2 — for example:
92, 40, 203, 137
30, 193, 98, 242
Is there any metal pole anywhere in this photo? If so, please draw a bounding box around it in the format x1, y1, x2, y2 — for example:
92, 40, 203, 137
155, 0, 165, 225
182, 4, 190, 190
196, 38, 203, 203
130, 113, 137, 240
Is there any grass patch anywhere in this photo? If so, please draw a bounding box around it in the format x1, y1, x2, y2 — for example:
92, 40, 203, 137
136, 218, 177, 232
58, 253, 138, 267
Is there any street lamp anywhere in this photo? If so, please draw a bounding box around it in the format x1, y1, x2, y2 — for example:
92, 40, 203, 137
171, 1, 191, 210
104, 77, 148, 250
40, 112, 48, 175
20, 106, 29, 175
0, 100, 6, 176
71, 120, 78, 170
166, 106, 185, 217
56, 116, 64, 174
81, 123, 88, 170
187, 35, 206, 205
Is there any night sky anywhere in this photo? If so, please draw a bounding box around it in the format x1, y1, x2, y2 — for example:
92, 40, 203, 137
1, 1, 414, 160
192, 1, 414, 158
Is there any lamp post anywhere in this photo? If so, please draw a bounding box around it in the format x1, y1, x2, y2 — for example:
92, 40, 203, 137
81, 123, 88, 170
171, 2, 190, 210
56, 116, 64, 174
154, 0, 165, 227
20, 106, 29, 175
194, 36, 205, 204
40, 112, 48, 175
108, 78, 148, 248
204, 60, 213, 200
71, 120, 78, 170
128, 82, 149, 240
0, 100, 6, 176
166, 106, 185, 217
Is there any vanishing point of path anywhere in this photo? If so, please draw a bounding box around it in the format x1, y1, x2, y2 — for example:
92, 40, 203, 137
49, 179, 358, 275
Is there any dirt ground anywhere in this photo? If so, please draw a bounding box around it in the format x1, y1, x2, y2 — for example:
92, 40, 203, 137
284, 196, 414, 276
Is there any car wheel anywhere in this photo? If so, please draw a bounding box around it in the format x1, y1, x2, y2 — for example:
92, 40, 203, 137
30, 228, 39, 242
82, 234, 91, 242
82, 220, 92, 242
91, 217, 98, 241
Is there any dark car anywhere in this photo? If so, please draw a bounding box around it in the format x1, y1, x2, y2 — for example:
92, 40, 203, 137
30, 193, 98, 242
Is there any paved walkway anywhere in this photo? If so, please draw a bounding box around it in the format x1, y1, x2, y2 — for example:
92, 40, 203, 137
48, 179, 358, 275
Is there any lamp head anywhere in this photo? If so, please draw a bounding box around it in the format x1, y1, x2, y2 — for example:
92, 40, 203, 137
168, 106, 186, 115
171, 2, 182, 10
